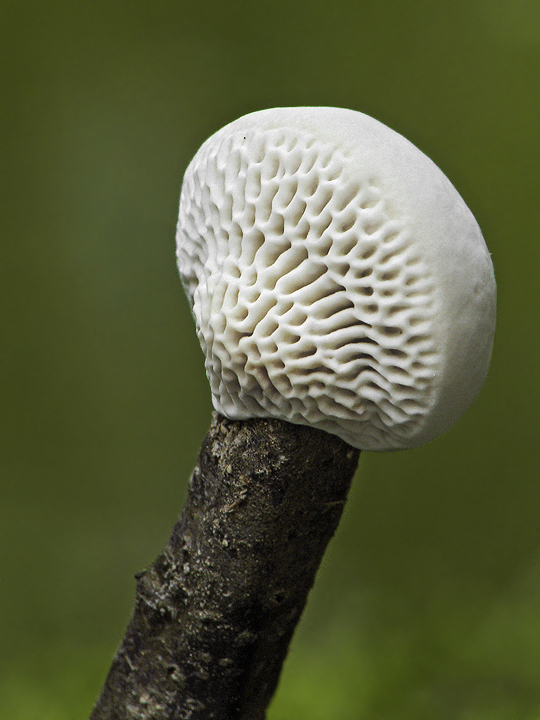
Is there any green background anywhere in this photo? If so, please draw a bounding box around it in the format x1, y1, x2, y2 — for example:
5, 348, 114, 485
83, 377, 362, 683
1, 1, 539, 717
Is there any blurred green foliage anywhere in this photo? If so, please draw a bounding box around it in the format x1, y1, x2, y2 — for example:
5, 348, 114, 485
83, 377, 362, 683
1, 0, 539, 717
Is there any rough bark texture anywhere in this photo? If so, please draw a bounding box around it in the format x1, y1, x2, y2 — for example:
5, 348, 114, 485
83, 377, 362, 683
89, 412, 360, 720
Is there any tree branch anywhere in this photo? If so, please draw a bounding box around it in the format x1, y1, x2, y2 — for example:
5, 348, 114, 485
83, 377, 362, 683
89, 412, 360, 720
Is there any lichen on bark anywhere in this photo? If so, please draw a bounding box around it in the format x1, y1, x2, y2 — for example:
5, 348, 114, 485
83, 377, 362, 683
89, 412, 360, 720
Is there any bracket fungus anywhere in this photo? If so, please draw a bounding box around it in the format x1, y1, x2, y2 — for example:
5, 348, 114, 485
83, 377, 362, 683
177, 107, 496, 451
89, 108, 496, 720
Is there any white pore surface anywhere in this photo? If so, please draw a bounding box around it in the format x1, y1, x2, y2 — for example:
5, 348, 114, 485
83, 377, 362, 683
176, 107, 496, 450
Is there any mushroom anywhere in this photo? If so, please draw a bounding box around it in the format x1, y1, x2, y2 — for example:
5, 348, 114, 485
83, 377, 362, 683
176, 106, 496, 450
90, 108, 496, 720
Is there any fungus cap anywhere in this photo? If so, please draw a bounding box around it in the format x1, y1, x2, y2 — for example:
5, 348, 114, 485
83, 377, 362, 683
176, 107, 496, 451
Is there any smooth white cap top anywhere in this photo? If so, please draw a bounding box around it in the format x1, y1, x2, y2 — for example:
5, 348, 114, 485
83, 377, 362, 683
176, 107, 496, 451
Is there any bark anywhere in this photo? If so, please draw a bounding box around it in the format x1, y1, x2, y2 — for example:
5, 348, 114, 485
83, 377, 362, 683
89, 412, 360, 720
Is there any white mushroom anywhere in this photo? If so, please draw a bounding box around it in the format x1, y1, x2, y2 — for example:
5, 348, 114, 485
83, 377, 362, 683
176, 107, 496, 451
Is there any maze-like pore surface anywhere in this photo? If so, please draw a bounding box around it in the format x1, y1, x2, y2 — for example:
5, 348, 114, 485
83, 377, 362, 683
177, 126, 438, 450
